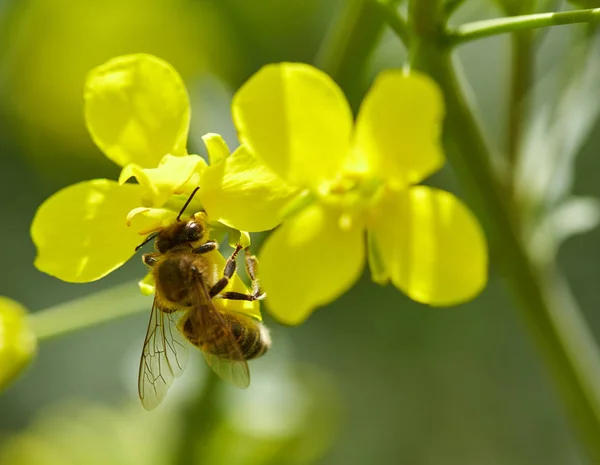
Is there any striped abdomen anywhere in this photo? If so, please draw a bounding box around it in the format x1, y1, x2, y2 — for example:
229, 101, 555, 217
223, 312, 271, 360
182, 310, 271, 361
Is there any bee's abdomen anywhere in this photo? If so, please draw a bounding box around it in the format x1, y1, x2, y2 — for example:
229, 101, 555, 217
181, 311, 271, 361
226, 314, 271, 360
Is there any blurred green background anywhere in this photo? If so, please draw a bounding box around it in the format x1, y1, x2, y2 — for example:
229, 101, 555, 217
1, 0, 599, 464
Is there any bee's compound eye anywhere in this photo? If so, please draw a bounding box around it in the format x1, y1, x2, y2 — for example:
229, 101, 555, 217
185, 221, 203, 241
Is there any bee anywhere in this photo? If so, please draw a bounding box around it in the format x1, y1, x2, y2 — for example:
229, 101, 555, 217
135, 187, 270, 410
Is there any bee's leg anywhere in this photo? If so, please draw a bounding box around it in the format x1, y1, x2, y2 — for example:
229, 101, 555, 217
142, 253, 160, 266
244, 248, 265, 300
218, 291, 265, 302
193, 240, 219, 254
208, 244, 243, 298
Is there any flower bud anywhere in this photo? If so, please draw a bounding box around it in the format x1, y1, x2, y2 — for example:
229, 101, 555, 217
0, 297, 37, 390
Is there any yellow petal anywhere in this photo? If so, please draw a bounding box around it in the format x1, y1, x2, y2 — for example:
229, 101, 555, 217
367, 229, 390, 285
259, 203, 365, 325
370, 187, 487, 305
227, 229, 252, 249
0, 297, 36, 390
31, 180, 158, 283
354, 71, 444, 188
84, 54, 190, 168
232, 63, 352, 188
200, 146, 298, 232
125, 207, 175, 230
202, 133, 230, 165
119, 154, 207, 207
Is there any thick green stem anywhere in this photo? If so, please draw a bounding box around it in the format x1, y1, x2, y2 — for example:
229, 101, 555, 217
172, 371, 221, 465
507, 29, 533, 193
448, 8, 600, 45
408, 1, 600, 461
29, 280, 149, 340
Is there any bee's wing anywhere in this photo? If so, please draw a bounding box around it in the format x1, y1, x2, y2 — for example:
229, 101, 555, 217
201, 350, 250, 389
188, 277, 250, 389
138, 297, 189, 410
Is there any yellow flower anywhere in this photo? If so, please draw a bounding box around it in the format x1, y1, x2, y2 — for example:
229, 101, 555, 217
30, 54, 259, 319
204, 63, 488, 324
0, 297, 36, 390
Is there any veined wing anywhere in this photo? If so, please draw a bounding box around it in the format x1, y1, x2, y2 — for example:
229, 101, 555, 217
138, 297, 189, 410
187, 276, 250, 389
201, 352, 250, 389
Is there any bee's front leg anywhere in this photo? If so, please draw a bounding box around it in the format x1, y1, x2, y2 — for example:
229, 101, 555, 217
142, 253, 160, 266
193, 240, 219, 254
218, 291, 265, 302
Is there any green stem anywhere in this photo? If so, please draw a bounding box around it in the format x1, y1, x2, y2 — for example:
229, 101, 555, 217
172, 371, 221, 465
444, 0, 467, 18
507, 29, 533, 193
448, 8, 600, 46
373, 0, 410, 47
408, 1, 600, 461
29, 280, 149, 340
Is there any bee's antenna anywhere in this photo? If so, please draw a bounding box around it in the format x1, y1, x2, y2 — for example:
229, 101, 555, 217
135, 231, 160, 252
177, 187, 200, 221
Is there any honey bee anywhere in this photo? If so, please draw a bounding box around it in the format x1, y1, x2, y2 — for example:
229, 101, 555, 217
135, 188, 271, 410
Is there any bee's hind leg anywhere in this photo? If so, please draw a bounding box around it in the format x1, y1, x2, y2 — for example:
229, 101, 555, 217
208, 244, 266, 301
242, 248, 265, 300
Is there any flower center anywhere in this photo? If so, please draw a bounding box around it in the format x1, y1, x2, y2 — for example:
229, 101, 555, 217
320, 173, 383, 206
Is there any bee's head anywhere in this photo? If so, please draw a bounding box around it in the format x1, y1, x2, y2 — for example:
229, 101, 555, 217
182, 220, 204, 242
154, 219, 206, 253
135, 187, 207, 254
